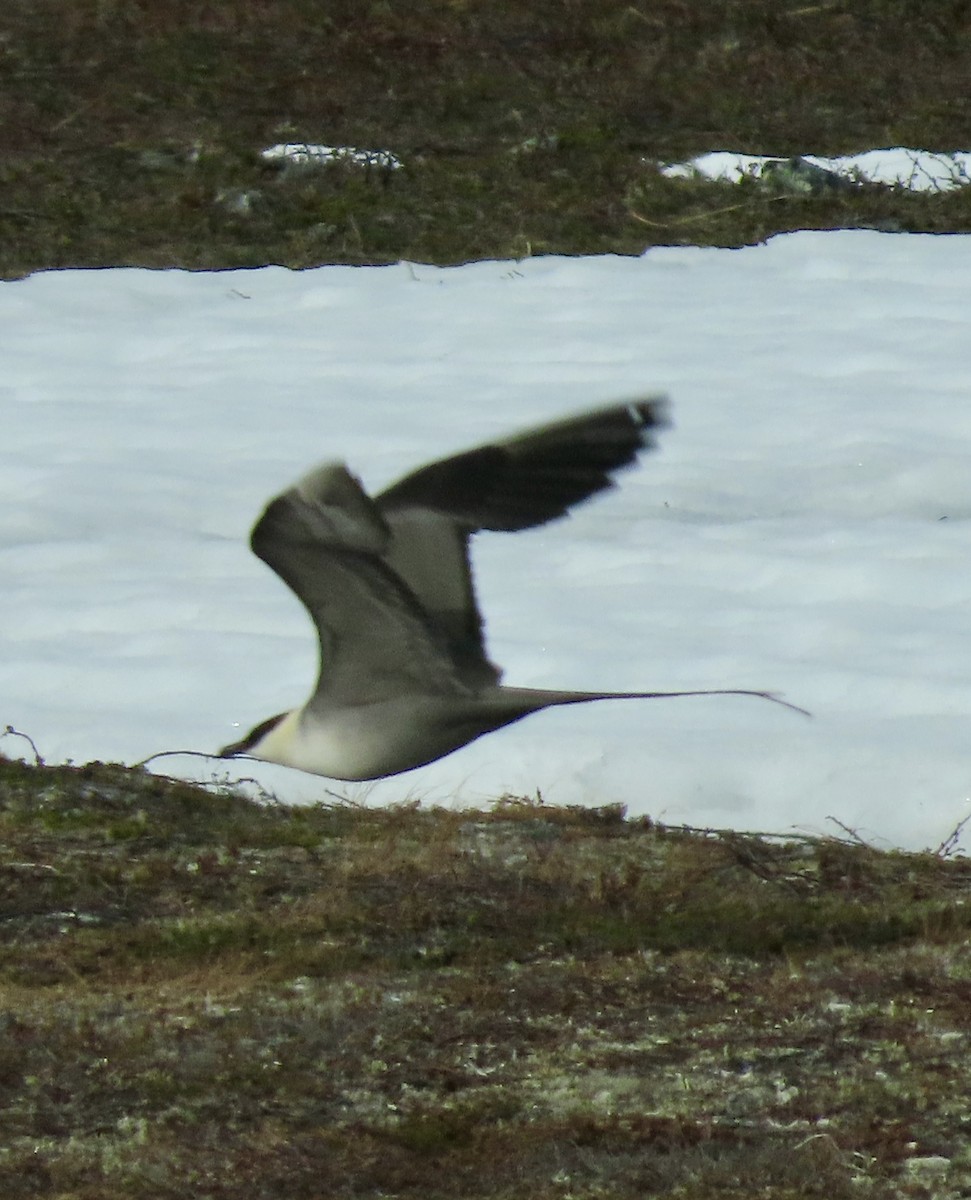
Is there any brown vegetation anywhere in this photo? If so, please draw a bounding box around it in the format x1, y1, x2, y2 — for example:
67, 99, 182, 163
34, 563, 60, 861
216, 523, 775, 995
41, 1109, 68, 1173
2, 0, 970, 275
3, 4, 971, 1191
2, 754, 970, 1197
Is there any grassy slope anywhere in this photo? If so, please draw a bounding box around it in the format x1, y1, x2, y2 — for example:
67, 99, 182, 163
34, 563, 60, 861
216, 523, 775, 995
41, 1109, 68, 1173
4, 3, 971, 1194
2, 754, 971, 1198
2, 0, 971, 276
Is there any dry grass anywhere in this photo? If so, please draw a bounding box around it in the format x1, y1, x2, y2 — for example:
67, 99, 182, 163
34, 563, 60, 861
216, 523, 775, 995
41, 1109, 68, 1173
2, 754, 971, 1197
4, 4, 971, 1191
2, 0, 971, 276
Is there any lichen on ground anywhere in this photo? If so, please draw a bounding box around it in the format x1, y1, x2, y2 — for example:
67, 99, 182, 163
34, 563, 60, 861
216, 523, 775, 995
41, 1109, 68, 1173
1, 754, 970, 1197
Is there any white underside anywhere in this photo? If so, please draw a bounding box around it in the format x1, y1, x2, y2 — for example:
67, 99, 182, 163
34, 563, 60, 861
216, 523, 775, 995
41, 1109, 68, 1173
246, 692, 536, 781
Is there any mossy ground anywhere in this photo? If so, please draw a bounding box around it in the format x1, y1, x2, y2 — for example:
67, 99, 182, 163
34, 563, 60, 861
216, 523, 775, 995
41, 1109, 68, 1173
4, 3, 971, 1193
2, 754, 970, 1197
2, 0, 971, 277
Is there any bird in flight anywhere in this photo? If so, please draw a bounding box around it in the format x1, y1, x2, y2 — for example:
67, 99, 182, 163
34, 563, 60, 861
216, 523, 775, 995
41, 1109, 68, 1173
219, 399, 803, 779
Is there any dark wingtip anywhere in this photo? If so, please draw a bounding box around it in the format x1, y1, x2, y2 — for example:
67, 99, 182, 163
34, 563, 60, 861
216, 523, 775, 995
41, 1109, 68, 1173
376, 395, 675, 533
629, 395, 672, 441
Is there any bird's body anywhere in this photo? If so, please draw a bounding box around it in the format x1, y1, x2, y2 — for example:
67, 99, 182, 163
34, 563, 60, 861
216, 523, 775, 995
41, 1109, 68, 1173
237, 688, 627, 781
220, 400, 801, 780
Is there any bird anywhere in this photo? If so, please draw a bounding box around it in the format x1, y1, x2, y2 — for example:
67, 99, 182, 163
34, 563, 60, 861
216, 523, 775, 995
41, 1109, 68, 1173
219, 399, 803, 780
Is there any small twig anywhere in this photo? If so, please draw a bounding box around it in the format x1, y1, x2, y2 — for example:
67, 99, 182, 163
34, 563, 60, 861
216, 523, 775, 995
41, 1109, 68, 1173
628, 193, 790, 229
134, 748, 220, 768
670, 821, 861, 850
825, 816, 874, 848
783, 3, 844, 17
935, 812, 971, 859
720, 832, 814, 895
3, 724, 44, 766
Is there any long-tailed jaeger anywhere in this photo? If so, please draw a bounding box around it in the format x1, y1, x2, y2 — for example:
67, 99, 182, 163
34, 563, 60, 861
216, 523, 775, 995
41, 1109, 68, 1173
219, 399, 803, 780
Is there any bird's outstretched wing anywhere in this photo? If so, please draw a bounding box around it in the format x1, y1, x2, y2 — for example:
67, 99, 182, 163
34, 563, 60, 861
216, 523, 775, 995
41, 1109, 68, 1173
378, 397, 669, 531
251, 400, 670, 702
374, 398, 670, 684
250, 463, 474, 707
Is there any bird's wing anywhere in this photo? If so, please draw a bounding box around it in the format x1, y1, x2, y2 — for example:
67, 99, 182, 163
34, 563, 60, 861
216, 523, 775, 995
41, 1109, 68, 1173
375, 398, 670, 684
250, 463, 473, 707
377, 397, 669, 530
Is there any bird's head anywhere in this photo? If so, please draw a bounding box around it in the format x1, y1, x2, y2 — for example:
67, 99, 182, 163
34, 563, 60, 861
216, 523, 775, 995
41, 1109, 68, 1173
218, 710, 292, 763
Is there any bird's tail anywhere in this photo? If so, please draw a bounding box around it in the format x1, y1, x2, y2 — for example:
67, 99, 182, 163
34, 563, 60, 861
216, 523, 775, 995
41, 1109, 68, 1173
498, 686, 810, 718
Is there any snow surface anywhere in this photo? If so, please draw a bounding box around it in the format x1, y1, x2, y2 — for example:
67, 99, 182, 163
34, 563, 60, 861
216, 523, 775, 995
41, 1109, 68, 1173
663, 148, 971, 191
3, 229, 970, 850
